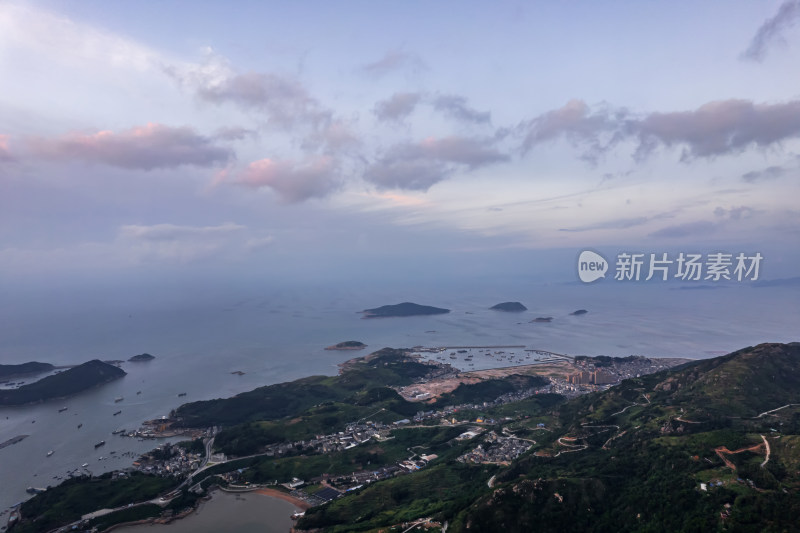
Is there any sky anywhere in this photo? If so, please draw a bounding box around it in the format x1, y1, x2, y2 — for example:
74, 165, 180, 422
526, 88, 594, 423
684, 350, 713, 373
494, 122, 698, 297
1, 0, 799, 290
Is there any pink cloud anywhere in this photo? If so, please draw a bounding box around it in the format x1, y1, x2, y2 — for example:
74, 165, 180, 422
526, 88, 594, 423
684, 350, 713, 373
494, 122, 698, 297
28, 123, 231, 170
0, 134, 12, 160
240, 156, 339, 203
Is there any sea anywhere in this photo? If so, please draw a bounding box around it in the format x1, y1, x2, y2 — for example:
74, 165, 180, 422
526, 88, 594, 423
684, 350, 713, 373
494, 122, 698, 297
1, 278, 798, 527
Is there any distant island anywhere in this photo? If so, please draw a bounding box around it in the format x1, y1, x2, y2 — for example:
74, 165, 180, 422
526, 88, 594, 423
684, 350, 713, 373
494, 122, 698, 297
128, 353, 155, 362
570, 309, 588, 315
361, 302, 450, 318
0, 360, 126, 406
490, 302, 527, 312
530, 317, 553, 323
0, 361, 54, 379
325, 341, 367, 351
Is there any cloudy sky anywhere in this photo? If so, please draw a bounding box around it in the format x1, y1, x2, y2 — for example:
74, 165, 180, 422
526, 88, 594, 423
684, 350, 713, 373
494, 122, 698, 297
1, 0, 799, 288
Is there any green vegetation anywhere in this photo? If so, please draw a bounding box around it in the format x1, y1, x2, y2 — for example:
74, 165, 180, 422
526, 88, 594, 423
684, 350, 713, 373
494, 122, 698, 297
433, 374, 549, 408
0, 360, 125, 406
214, 389, 417, 455
298, 463, 497, 532
177, 438, 206, 456
326, 341, 367, 350
16, 472, 174, 533
361, 302, 449, 317
173, 348, 432, 427
0, 361, 53, 379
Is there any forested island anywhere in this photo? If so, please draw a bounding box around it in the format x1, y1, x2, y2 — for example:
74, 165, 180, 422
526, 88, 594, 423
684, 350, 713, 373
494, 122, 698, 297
361, 302, 450, 318
490, 302, 527, 312
128, 353, 155, 362
0, 360, 125, 406
325, 341, 367, 351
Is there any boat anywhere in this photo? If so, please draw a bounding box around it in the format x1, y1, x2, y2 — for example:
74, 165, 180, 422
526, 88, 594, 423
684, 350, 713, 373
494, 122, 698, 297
77, 423, 82, 428
136, 391, 141, 395
177, 392, 187, 397
46, 450, 54, 457
113, 410, 122, 416
111, 429, 126, 435
58, 407, 68, 412
94, 440, 106, 448
26, 487, 46, 495
82, 463, 89, 468
114, 397, 123, 403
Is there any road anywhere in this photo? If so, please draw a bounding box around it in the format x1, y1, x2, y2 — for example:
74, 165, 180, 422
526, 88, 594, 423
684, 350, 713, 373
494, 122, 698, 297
760, 435, 770, 468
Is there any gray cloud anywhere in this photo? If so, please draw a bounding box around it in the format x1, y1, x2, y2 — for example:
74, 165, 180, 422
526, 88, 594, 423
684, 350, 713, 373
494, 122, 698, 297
364, 136, 508, 191
214, 126, 258, 141
742, 165, 788, 182
648, 221, 717, 239
373, 92, 423, 122
28, 123, 232, 170
634, 99, 800, 160
520, 98, 800, 163
364, 158, 450, 191
559, 216, 650, 232
166, 53, 330, 130
360, 50, 425, 78
519, 99, 625, 162
238, 156, 340, 203
713, 205, 757, 220
118, 222, 246, 263
432, 94, 491, 124
741, 1, 800, 62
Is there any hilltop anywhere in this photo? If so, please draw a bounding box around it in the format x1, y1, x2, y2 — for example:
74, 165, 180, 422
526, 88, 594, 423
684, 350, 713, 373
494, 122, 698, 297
0, 360, 125, 406
361, 302, 450, 318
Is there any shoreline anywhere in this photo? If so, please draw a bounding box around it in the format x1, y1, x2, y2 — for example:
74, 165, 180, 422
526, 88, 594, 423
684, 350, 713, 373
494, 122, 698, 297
254, 488, 311, 510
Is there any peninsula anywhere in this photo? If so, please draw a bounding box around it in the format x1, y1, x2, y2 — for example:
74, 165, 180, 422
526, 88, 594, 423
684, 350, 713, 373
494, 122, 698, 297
0, 359, 125, 406
361, 302, 450, 318
0, 362, 54, 379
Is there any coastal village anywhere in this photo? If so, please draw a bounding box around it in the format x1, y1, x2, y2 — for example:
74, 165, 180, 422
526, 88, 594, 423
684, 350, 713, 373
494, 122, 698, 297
120, 348, 690, 511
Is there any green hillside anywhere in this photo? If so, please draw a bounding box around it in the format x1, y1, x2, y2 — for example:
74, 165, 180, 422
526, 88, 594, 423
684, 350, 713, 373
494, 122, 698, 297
298, 343, 800, 532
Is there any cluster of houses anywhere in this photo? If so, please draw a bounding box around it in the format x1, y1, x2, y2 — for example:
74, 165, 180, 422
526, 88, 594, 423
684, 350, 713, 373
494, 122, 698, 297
132, 444, 203, 477
457, 430, 533, 464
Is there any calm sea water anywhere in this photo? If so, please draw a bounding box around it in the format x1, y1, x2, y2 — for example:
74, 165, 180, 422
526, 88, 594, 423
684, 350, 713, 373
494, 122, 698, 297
120, 490, 299, 533
0, 280, 798, 525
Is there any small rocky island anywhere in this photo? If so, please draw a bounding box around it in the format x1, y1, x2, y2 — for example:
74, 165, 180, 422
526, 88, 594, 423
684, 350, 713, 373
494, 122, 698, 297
570, 309, 588, 315
128, 353, 155, 362
490, 302, 527, 312
361, 302, 450, 318
325, 341, 367, 351
530, 317, 553, 323
0, 360, 126, 406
